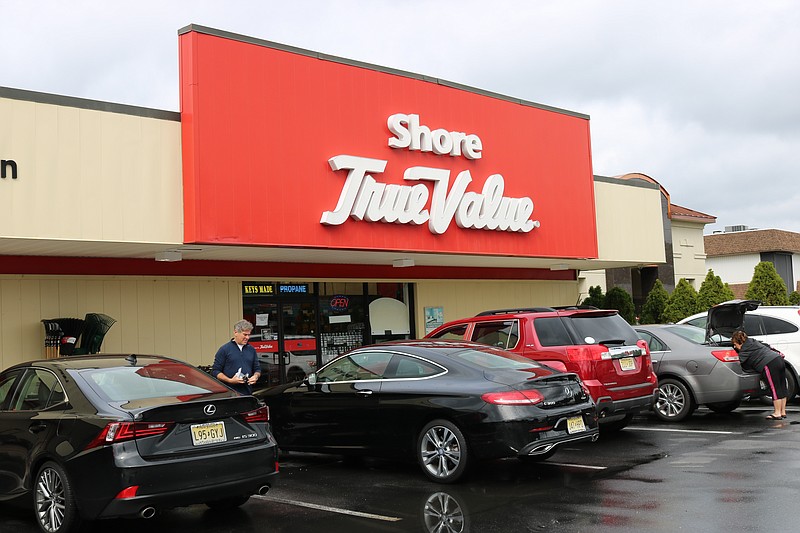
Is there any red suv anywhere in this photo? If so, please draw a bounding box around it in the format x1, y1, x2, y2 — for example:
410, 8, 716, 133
425, 307, 658, 431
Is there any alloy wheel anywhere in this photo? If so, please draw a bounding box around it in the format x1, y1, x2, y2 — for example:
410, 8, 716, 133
420, 424, 462, 481
35, 466, 66, 533
656, 381, 690, 420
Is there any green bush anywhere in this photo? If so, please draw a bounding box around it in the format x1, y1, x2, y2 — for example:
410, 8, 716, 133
662, 279, 698, 323
604, 286, 636, 324
790, 291, 800, 305
697, 269, 733, 311
640, 279, 669, 324
745, 261, 790, 305
582, 285, 605, 308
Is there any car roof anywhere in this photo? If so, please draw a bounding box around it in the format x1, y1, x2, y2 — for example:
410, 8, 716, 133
4, 354, 189, 373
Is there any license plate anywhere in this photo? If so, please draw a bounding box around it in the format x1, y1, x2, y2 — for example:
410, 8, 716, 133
619, 357, 636, 371
566, 416, 586, 434
190, 421, 226, 446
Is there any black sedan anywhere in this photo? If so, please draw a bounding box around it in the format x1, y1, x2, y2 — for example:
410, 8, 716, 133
255, 340, 599, 483
0, 355, 279, 533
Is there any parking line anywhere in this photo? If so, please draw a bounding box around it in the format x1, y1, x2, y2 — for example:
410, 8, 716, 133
546, 462, 607, 470
626, 427, 739, 435
254, 495, 403, 522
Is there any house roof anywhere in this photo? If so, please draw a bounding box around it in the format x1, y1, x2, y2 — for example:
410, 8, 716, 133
670, 203, 716, 224
705, 228, 800, 256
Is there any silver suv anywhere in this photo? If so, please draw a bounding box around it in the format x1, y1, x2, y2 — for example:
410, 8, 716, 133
679, 300, 800, 400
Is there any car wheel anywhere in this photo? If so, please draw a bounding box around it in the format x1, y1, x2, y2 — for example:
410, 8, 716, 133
35, 461, 82, 533
759, 368, 797, 405
654, 379, 695, 422
706, 399, 742, 413
417, 420, 469, 484
599, 413, 634, 432
205, 495, 251, 510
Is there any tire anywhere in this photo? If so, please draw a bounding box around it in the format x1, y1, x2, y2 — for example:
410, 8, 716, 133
759, 368, 797, 405
599, 413, 634, 432
706, 399, 742, 414
205, 495, 250, 510
654, 378, 695, 422
417, 420, 469, 484
34, 461, 82, 533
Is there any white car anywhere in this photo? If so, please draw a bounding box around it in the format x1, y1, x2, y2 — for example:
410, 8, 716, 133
678, 300, 800, 400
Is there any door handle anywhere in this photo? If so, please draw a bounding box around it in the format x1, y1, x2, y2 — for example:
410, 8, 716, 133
29, 423, 48, 434
356, 390, 374, 396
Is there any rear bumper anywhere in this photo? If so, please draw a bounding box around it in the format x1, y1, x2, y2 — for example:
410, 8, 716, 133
71, 437, 279, 520
97, 469, 279, 518
595, 389, 658, 422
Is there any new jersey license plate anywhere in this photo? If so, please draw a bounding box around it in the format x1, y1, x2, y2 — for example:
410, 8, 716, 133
190, 421, 226, 446
619, 357, 636, 371
566, 416, 586, 434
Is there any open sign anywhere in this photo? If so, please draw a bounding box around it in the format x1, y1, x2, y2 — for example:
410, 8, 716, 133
330, 295, 350, 312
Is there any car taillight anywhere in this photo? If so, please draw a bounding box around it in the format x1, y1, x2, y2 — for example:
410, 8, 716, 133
482, 390, 545, 405
115, 486, 140, 499
712, 350, 740, 363
566, 345, 606, 361
85, 421, 173, 450
243, 406, 269, 423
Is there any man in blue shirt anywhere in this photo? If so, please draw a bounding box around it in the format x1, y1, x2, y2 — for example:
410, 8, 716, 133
211, 320, 261, 395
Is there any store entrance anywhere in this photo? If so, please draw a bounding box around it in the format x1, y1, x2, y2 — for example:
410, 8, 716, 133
279, 300, 318, 383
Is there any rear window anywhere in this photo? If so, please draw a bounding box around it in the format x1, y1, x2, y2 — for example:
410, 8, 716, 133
451, 347, 542, 370
533, 317, 573, 346
75, 361, 230, 402
569, 314, 639, 345
761, 315, 799, 335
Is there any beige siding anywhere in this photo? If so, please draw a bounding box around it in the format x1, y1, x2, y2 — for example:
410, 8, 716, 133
414, 280, 579, 331
0, 97, 182, 244
671, 220, 709, 289
594, 180, 665, 264
0, 276, 241, 369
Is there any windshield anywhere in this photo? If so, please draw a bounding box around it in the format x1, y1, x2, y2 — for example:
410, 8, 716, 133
665, 324, 708, 344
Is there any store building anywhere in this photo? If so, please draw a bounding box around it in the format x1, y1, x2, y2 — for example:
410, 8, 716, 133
0, 25, 666, 382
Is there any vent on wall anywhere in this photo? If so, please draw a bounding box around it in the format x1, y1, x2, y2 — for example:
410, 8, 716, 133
724, 225, 749, 232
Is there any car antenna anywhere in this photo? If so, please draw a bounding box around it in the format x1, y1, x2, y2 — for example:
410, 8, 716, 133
125, 354, 137, 365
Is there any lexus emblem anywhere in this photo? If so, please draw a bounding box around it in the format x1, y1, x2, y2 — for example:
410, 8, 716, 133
203, 404, 217, 416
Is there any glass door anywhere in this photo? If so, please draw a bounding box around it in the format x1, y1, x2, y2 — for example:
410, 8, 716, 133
280, 301, 319, 382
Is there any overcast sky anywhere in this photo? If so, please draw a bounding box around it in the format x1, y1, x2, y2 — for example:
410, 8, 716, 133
2, 1, 798, 234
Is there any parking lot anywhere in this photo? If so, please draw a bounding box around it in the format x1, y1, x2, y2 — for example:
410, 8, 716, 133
2, 401, 799, 533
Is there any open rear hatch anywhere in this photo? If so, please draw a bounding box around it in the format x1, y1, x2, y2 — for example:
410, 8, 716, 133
706, 299, 760, 343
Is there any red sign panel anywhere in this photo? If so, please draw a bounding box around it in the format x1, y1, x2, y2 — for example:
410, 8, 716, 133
179, 27, 598, 259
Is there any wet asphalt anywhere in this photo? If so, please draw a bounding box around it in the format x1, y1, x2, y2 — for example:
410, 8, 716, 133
2, 401, 798, 532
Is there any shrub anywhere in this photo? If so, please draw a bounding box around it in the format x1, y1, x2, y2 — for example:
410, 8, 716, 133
582, 285, 605, 308
697, 269, 733, 311
604, 286, 636, 324
745, 261, 790, 305
640, 279, 669, 324
662, 279, 698, 323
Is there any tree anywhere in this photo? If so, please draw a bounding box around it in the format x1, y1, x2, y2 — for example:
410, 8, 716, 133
722, 283, 735, 301
696, 269, 733, 311
745, 261, 790, 305
582, 285, 605, 308
790, 291, 800, 305
662, 279, 699, 323
640, 279, 669, 324
604, 286, 636, 324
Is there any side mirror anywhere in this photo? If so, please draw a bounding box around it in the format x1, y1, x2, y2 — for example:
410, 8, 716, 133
307, 372, 318, 386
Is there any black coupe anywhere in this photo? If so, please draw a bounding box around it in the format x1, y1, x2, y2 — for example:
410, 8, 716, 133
255, 340, 598, 483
